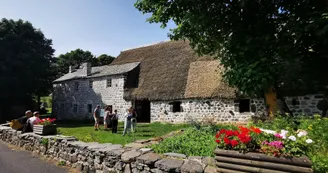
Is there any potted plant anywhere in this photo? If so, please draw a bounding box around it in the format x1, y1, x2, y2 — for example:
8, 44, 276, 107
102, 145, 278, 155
33, 118, 57, 135
214, 126, 313, 173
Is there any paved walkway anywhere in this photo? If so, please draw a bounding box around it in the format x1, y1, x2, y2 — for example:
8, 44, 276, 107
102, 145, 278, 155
0, 142, 68, 173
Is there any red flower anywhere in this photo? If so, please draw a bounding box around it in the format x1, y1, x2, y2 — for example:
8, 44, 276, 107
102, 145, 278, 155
233, 130, 239, 136
238, 126, 250, 135
218, 129, 226, 135
231, 140, 239, 147
238, 133, 252, 144
225, 130, 234, 137
224, 137, 230, 145
250, 126, 261, 134
215, 132, 220, 138
215, 139, 221, 144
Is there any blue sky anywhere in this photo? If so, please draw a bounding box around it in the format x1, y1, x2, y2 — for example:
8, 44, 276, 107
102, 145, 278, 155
0, 0, 176, 57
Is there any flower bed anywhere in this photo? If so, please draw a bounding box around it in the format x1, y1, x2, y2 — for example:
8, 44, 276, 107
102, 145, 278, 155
33, 118, 57, 135
215, 126, 313, 172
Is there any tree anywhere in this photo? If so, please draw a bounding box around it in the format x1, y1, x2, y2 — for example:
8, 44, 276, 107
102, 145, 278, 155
56, 49, 95, 76
0, 18, 55, 121
56, 50, 115, 77
97, 54, 115, 66
135, 0, 328, 116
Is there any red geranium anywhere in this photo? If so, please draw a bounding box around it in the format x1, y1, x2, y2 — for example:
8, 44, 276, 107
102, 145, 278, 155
224, 137, 230, 145
231, 140, 239, 147
250, 126, 262, 134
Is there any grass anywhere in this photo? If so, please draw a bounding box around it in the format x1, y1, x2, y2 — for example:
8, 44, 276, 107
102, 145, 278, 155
57, 121, 189, 145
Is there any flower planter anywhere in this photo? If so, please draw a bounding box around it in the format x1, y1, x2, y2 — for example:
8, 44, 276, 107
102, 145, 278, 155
214, 149, 313, 173
33, 124, 57, 135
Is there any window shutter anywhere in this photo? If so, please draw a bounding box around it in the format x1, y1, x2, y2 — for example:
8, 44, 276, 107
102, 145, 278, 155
169, 105, 173, 112
180, 106, 183, 112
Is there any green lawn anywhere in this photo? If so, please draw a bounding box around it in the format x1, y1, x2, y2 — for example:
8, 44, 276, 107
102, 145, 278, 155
57, 121, 189, 145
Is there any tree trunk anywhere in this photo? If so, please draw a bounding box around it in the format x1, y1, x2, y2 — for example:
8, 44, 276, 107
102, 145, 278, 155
272, 87, 293, 116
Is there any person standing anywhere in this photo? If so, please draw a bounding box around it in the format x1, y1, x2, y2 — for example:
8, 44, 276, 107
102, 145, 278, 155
103, 106, 110, 130
131, 108, 138, 133
122, 107, 133, 136
93, 105, 101, 131
111, 110, 119, 133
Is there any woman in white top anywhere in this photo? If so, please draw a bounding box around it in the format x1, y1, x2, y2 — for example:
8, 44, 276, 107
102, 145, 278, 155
103, 106, 111, 130
122, 107, 133, 136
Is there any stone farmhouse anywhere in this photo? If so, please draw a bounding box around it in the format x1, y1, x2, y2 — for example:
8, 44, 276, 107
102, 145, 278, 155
52, 40, 324, 123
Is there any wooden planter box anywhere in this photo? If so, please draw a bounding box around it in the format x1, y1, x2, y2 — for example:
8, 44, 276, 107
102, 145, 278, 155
33, 125, 57, 135
214, 149, 313, 173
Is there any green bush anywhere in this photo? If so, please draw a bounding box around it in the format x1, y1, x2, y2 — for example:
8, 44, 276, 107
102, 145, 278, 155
152, 127, 217, 156
152, 124, 236, 157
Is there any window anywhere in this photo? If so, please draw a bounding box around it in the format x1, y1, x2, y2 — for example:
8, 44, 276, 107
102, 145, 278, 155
74, 82, 79, 91
239, 99, 250, 113
170, 101, 182, 113
73, 104, 78, 113
106, 78, 112, 87
89, 80, 93, 89
87, 104, 92, 113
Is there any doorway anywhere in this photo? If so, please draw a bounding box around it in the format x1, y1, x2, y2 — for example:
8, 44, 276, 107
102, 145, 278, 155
134, 100, 151, 123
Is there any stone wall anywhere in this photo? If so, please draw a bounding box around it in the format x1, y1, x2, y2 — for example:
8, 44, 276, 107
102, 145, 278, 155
150, 99, 266, 123
0, 126, 216, 173
285, 94, 324, 116
53, 75, 132, 120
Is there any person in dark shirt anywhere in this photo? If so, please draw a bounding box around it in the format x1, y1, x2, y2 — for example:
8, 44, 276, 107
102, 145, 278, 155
17, 110, 33, 131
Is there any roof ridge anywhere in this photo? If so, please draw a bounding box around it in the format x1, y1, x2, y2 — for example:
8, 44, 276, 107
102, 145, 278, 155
121, 40, 171, 52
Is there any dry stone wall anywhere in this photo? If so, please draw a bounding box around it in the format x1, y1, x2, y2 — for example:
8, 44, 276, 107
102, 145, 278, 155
150, 99, 266, 123
0, 125, 216, 173
285, 94, 324, 116
53, 75, 132, 121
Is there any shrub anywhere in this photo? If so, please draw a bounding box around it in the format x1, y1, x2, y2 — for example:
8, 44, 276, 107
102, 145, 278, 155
152, 127, 217, 156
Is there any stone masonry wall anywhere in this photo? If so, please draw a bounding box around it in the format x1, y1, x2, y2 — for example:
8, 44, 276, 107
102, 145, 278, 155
53, 75, 132, 120
285, 94, 324, 116
150, 99, 266, 123
0, 126, 216, 173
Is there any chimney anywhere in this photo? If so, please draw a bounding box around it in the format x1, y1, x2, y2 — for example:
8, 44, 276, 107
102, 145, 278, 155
81, 62, 91, 76
69, 66, 73, 73
69, 65, 77, 73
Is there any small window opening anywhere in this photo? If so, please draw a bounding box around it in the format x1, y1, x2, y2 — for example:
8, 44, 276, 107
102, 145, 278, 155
292, 99, 298, 106
106, 78, 112, 87
170, 101, 182, 112
87, 104, 92, 113
239, 99, 250, 113
89, 81, 93, 89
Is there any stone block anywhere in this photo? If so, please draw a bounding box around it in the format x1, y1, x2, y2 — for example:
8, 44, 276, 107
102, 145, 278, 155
121, 150, 141, 162
137, 152, 161, 165
163, 152, 187, 159
124, 164, 131, 173
204, 166, 217, 173
139, 148, 153, 154
154, 159, 184, 172
201, 157, 216, 166
181, 160, 203, 173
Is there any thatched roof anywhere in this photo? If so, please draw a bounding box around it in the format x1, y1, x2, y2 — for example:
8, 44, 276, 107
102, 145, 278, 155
111, 40, 236, 101
53, 62, 140, 83
185, 61, 237, 99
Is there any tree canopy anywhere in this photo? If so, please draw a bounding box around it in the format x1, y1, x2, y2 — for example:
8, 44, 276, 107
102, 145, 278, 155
135, 0, 328, 99
0, 18, 55, 115
56, 49, 115, 76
